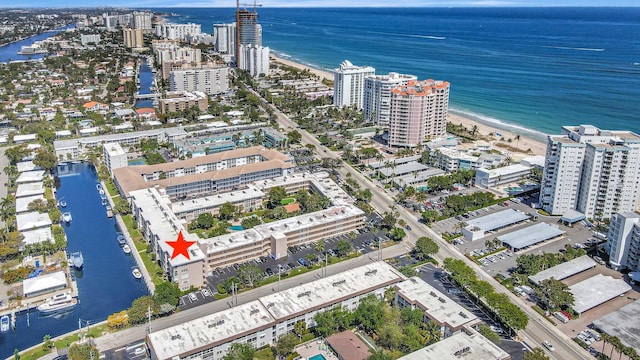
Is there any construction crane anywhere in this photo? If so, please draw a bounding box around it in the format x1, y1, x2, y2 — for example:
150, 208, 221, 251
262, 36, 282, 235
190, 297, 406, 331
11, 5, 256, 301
237, 0, 262, 13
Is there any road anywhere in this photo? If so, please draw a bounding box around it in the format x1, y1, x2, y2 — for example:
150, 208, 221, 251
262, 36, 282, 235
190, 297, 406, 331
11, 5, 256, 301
261, 92, 591, 360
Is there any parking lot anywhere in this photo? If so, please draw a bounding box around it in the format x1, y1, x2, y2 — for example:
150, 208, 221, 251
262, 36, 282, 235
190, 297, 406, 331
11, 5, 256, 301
432, 198, 597, 275
102, 342, 149, 360
417, 263, 527, 360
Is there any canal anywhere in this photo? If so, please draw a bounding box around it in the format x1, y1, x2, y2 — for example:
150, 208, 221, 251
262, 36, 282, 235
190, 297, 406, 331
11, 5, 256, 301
0, 163, 148, 358
135, 59, 155, 108
0, 25, 75, 63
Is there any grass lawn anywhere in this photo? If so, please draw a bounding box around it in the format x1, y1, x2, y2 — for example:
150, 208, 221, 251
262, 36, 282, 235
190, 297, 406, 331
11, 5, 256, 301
121, 215, 163, 285
255, 347, 275, 360
105, 180, 119, 198
18, 324, 108, 360
280, 197, 296, 205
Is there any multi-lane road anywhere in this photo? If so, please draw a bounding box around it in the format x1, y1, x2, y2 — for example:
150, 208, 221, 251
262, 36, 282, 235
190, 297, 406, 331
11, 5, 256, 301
98, 91, 591, 360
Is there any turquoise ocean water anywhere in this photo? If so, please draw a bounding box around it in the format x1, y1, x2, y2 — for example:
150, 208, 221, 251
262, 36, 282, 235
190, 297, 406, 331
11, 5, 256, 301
154, 7, 640, 139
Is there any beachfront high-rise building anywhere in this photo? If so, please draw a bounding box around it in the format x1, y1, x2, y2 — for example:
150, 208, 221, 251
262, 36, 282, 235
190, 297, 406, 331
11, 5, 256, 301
214, 23, 236, 56
239, 44, 270, 77
133, 11, 153, 32
235, 2, 262, 68
606, 211, 640, 271
332, 60, 375, 109
122, 28, 144, 49
388, 79, 450, 148
364, 72, 417, 126
539, 125, 640, 219
155, 23, 202, 42
169, 66, 230, 95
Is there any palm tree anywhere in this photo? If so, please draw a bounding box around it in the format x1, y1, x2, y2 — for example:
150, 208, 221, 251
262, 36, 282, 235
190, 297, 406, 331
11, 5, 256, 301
515, 134, 521, 149
471, 125, 478, 137
314, 240, 325, 254
423, 321, 441, 345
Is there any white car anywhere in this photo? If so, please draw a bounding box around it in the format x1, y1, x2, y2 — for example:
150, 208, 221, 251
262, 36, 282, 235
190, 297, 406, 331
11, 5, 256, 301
542, 341, 555, 352
188, 293, 198, 302
201, 288, 212, 297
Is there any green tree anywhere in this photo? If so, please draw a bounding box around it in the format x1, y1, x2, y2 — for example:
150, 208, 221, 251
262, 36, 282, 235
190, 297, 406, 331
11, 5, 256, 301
353, 295, 385, 333
268, 186, 288, 208
13, 349, 20, 360
218, 202, 236, 221
42, 334, 53, 351
37, 127, 56, 145
378, 323, 403, 350
127, 296, 156, 324
274, 333, 298, 357
238, 263, 264, 287
153, 282, 181, 307
293, 320, 307, 339
195, 213, 214, 229
414, 236, 439, 260
336, 240, 353, 257
68, 343, 99, 360
114, 198, 131, 215
389, 227, 406, 241
33, 147, 58, 173
534, 278, 574, 310
523, 348, 550, 360
477, 324, 501, 345
286, 130, 302, 144
368, 349, 392, 360
314, 310, 336, 337
222, 343, 255, 360
314, 240, 325, 253
27, 198, 48, 213
381, 211, 397, 229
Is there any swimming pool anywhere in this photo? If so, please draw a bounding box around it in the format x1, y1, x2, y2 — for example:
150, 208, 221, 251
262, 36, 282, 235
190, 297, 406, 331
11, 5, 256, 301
230, 225, 244, 231
128, 158, 147, 166
309, 354, 327, 360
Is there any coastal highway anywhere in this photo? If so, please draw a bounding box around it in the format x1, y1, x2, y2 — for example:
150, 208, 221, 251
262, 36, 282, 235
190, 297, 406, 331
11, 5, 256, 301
260, 92, 592, 360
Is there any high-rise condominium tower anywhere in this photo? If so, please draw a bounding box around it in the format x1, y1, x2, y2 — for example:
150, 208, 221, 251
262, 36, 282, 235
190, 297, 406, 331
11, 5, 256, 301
388, 79, 450, 148
539, 125, 640, 219
364, 72, 417, 127
332, 60, 375, 109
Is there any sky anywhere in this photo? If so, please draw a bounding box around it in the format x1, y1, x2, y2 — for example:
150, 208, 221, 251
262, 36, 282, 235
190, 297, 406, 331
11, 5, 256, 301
5, 0, 640, 8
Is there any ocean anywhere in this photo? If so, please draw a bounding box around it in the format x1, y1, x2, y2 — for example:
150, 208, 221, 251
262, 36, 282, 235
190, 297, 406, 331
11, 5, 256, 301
153, 7, 640, 139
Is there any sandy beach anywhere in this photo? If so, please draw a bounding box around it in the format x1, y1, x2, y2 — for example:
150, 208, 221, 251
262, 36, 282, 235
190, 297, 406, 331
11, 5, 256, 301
270, 54, 547, 157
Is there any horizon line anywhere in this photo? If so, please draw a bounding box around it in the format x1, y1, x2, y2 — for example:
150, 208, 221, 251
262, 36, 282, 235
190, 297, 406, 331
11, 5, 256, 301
3, 5, 640, 8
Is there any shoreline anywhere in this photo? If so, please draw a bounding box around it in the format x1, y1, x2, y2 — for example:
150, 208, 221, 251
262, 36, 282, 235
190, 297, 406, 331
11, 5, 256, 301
269, 54, 547, 157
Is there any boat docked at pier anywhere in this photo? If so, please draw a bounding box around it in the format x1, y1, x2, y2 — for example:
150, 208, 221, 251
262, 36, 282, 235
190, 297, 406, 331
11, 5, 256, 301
132, 267, 142, 279
0, 315, 9, 332
62, 212, 72, 223
37, 293, 77, 314
122, 244, 131, 254
70, 252, 84, 270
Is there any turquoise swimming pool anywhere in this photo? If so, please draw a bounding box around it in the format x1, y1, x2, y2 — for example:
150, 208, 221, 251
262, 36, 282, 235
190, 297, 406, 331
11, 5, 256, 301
128, 158, 146, 166
230, 225, 244, 231
309, 354, 327, 360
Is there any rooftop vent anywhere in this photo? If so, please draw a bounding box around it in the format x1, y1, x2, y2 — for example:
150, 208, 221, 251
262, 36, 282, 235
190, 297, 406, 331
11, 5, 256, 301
365, 270, 378, 276
438, 297, 446, 303
459, 311, 468, 319
430, 291, 437, 297
332, 279, 346, 287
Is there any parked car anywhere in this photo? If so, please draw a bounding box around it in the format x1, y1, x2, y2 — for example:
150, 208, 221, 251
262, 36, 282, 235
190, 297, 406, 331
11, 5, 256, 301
542, 341, 555, 352
188, 293, 198, 302
298, 258, 307, 266
593, 256, 606, 265
201, 288, 212, 297
265, 268, 274, 276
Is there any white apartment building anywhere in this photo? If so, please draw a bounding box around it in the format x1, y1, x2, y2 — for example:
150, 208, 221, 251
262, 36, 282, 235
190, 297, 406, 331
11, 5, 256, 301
607, 211, 640, 271
169, 66, 230, 95
152, 40, 201, 66
53, 128, 187, 160
239, 44, 270, 77
388, 79, 450, 148
147, 262, 404, 360
475, 164, 533, 189
332, 60, 375, 109
539, 125, 640, 218
154, 23, 202, 41
133, 11, 152, 31
214, 23, 236, 56
80, 34, 100, 46
363, 72, 417, 127
103, 143, 128, 175
395, 277, 479, 338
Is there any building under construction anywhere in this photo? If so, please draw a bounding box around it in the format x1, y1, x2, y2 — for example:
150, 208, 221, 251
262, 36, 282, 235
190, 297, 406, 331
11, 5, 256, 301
235, 0, 262, 67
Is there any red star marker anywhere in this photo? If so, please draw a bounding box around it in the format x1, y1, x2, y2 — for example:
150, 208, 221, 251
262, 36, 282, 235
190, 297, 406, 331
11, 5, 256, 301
166, 231, 195, 260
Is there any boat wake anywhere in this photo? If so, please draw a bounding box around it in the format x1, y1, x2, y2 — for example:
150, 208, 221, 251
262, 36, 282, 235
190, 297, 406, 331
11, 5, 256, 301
407, 34, 447, 40
545, 46, 604, 52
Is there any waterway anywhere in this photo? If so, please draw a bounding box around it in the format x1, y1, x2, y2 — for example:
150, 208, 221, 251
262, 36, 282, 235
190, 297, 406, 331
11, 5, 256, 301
135, 59, 155, 108
0, 163, 148, 358
0, 25, 75, 63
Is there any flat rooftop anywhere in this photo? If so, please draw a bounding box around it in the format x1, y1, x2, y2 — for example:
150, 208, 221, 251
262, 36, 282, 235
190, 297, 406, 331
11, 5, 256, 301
378, 162, 428, 177
499, 223, 565, 250
260, 262, 403, 321
368, 155, 421, 169
529, 255, 596, 285
147, 300, 275, 360
170, 186, 265, 215
398, 331, 510, 360
570, 274, 632, 314
477, 163, 532, 178
593, 299, 640, 351
466, 209, 529, 232
395, 277, 478, 329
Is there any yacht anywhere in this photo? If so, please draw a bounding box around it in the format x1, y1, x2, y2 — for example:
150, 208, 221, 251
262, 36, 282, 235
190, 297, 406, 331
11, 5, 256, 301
117, 234, 126, 246
122, 244, 131, 254
96, 183, 103, 192
37, 294, 77, 313
58, 200, 67, 208
132, 267, 142, 279
62, 212, 72, 223
0, 315, 9, 332
70, 252, 84, 270
101, 199, 108, 206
